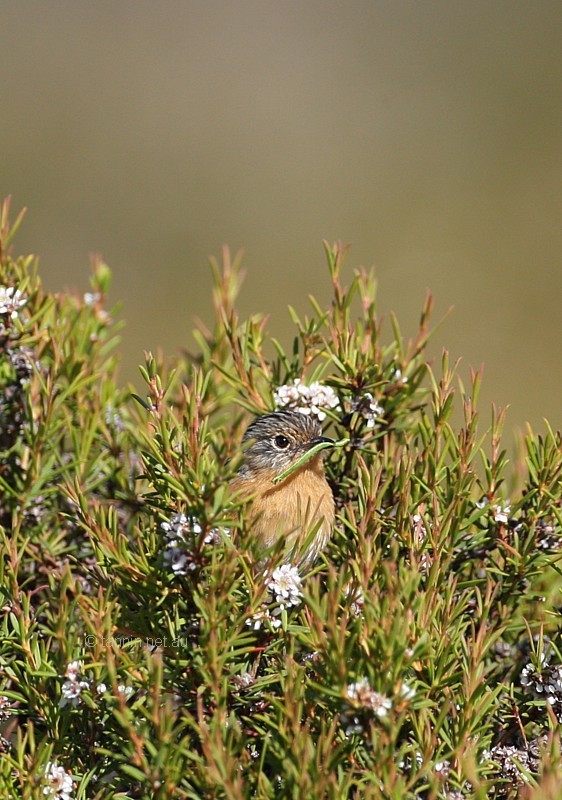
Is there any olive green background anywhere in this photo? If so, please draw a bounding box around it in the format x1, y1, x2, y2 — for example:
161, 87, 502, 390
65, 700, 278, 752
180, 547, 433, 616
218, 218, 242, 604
2, 1, 561, 439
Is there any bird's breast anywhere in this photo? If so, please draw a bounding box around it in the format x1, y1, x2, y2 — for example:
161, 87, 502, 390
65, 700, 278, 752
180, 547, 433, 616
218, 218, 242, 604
232, 461, 335, 562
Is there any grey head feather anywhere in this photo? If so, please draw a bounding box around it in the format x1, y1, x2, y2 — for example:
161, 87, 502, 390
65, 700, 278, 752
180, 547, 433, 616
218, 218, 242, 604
238, 410, 328, 477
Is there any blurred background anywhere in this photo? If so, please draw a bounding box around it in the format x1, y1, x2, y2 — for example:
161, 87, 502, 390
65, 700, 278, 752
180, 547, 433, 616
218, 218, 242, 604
2, 1, 561, 440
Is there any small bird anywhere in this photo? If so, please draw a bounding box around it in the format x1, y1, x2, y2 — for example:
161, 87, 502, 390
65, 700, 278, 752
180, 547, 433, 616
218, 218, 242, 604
231, 410, 335, 570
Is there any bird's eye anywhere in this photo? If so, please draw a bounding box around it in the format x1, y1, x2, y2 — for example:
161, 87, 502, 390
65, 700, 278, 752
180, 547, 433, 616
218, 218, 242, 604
273, 435, 290, 449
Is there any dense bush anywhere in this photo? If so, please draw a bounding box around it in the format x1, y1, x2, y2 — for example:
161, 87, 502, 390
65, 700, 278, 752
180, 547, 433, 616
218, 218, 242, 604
1, 199, 561, 799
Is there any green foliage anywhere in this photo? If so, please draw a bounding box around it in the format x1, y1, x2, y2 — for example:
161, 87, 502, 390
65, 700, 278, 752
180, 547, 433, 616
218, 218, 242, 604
1, 198, 562, 799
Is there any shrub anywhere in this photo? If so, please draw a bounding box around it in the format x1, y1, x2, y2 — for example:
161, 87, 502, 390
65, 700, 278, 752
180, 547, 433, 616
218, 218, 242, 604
1, 198, 561, 799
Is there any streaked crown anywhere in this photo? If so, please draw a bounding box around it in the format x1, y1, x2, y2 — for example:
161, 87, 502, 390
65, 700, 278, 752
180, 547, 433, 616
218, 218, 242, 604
239, 410, 329, 476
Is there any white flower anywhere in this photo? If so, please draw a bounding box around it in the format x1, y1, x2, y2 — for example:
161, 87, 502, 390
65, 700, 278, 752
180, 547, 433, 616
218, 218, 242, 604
60, 679, 89, 708
42, 762, 73, 799
351, 392, 384, 428
340, 712, 365, 737
520, 655, 562, 711
400, 681, 416, 701
398, 750, 424, 771
161, 513, 222, 577
274, 378, 340, 421
267, 565, 303, 610
247, 566, 303, 632
203, 528, 223, 545
163, 546, 197, 576
412, 513, 428, 542
412, 512, 432, 571
343, 582, 364, 617
520, 663, 540, 691
0, 696, 11, 720
349, 588, 365, 618
59, 661, 89, 707
368, 692, 392, 719
535, 521, 561, 551
477, 498, 512, 524
83, 292, 101, 306
96, 683, 107, 695
346, 678, 370, 701
232, 672, 257, 690
307, 381, 341, 420
117, 684, 134, 699
247, 743, 260, 760
0, 286, 26, 319
493, 504, 511, 524
245, 608, 282, 630
346, 678, 392, 718
64, 661, 82, 681
105, 405, 125, 431
274, 380, 302, 408
161, 512, 201, 538
246, 609, 268, 630
393, 368, 408, 384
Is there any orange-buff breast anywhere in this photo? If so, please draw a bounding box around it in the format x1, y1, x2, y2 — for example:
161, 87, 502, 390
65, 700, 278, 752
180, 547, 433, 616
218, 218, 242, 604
231, 455, 335, 568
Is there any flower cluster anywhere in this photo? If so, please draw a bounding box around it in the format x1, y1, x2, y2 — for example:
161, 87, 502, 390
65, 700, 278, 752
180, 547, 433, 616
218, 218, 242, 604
412, 511, 432, 571
510, 518, 561, 554
161, 513, 221, 577
105, 404, 125, 432
535, 519, 562, 551
59, 661, 89, 708
231, 672, 257, 691
0, 342, 39, 451
476, 498, 511, 524
0, 285, 26, 319
42, 762, 74, 800
349, 587, 365, 618
412, 512, 428, 542
273, 379, 340, 421
267, 564, 303, 609
484, 739, 545, 796
350, 392, 383, 428
95, 682, 133, 701
0, 695, 12, 721
520, 654, 562, 718
434, 759, 450, 778
7, 345, 35, 381
340, 678, 392, 736
246, 565, 303, 631
342, 581, 366, 618
246, 607, 278, 631
346, 678, 392, 717
117, 684, 134, 700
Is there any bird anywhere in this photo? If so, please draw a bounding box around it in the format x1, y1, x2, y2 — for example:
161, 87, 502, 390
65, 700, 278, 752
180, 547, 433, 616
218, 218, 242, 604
230, 410, 335, 570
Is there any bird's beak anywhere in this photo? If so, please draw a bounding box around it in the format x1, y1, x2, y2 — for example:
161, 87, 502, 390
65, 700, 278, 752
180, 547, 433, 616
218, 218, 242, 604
308, 436, 334, 449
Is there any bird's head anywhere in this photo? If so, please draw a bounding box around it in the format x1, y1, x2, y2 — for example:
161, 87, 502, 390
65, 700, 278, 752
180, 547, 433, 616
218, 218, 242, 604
239, 410, 333, 477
